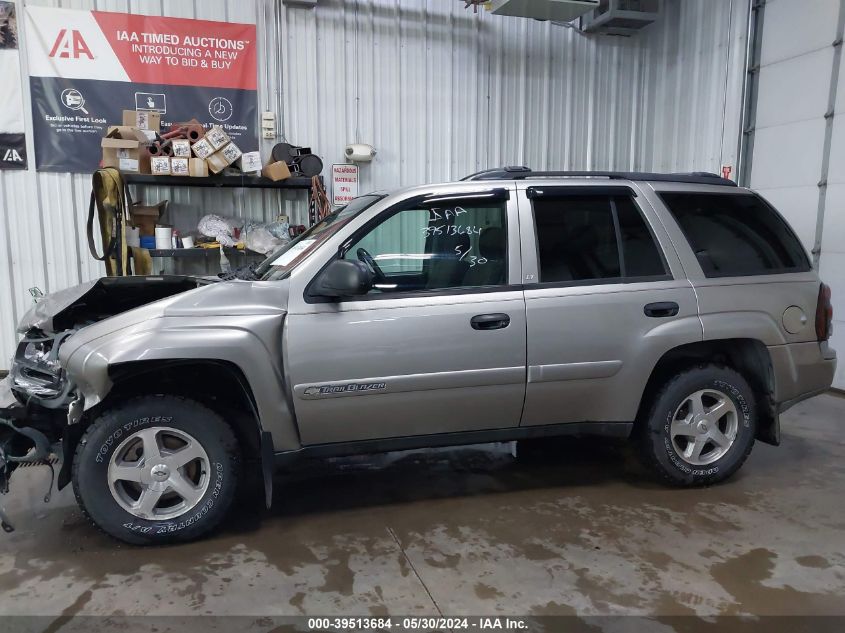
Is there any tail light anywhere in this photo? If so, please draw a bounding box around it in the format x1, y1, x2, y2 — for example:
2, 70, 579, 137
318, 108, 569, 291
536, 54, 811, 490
816, 283, 833, 341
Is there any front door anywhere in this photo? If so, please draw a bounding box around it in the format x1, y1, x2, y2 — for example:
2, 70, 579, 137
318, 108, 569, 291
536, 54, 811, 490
286, 189, 527, 445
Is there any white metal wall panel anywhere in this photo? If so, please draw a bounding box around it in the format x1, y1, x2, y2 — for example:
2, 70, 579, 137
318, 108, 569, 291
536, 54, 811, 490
754, 48, 833, 130
750, 0, 845, 388
750, 0, 839, 248
0, 0, 746, 369
759, 0, 841, 66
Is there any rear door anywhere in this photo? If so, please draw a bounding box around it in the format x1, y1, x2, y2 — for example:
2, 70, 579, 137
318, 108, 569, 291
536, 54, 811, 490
518, 183, 702, 427
285, 186, 528, 445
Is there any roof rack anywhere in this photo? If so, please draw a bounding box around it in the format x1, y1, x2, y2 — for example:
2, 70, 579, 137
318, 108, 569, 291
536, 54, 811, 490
461, 166, 737, 187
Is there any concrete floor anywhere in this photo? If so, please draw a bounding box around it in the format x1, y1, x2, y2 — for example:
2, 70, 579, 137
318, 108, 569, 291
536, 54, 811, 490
1, 394, 845, 626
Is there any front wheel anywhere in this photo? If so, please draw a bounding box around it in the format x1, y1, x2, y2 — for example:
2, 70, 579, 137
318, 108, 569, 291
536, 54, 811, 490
72, 395, 240, 545
638, 365, 756, 486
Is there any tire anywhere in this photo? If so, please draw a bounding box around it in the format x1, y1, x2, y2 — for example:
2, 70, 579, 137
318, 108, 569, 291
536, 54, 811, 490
72, 395, 240, 545
638, 365, 756, 486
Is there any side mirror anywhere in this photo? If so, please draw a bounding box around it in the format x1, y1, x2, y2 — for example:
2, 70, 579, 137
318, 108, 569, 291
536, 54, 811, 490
311, 259, 373, 298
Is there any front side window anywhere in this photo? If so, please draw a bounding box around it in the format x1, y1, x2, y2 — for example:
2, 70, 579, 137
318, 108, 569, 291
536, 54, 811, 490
659, 192, 811, 277
532, 194, 667, 284
341, 199, 508, 294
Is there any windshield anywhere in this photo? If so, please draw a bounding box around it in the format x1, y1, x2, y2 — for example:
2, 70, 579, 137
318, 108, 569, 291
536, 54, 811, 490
257, 194, 384, 281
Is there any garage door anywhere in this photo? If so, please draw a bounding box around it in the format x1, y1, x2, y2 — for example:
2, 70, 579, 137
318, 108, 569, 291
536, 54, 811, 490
749, 0, 845, 388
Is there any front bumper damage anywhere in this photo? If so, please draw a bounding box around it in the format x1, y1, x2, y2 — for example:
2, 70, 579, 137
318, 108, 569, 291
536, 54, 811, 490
0, 334, 81, 532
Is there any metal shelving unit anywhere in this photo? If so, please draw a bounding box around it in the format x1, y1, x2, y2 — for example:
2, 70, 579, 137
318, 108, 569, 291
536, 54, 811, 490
123, 173, 307, 271
148, 248, 262, 258
123, 173, 312, 189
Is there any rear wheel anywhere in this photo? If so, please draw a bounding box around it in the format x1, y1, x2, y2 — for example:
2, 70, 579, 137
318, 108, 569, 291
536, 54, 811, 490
639, 365, 756, 486
72, 395, 240, 545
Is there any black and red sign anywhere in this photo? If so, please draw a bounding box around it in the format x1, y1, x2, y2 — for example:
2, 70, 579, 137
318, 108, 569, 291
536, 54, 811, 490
25, 7, 258, 173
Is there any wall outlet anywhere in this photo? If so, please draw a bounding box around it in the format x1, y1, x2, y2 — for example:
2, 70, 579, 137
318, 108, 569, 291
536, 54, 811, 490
261, 111, 276, 139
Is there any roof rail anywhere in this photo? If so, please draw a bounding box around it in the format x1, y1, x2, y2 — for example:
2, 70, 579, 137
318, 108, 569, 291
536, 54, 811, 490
461, 166, 737, 187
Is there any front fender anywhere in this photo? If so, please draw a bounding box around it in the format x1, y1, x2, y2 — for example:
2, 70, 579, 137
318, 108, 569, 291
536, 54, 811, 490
61, 315, 300, 451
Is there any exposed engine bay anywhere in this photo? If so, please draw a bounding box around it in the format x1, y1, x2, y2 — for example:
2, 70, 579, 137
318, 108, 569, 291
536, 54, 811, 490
0, 275, 211, 531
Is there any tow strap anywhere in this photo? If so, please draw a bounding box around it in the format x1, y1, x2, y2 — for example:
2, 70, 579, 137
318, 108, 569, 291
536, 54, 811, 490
87, 168, 133, 276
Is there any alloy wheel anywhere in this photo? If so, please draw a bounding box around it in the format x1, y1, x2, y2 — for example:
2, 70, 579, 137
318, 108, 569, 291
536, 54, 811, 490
669, 389, 739, 466
107, 426, 210, 520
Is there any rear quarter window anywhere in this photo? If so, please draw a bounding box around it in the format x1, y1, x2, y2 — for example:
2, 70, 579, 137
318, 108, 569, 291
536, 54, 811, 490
658, 192, 811, 278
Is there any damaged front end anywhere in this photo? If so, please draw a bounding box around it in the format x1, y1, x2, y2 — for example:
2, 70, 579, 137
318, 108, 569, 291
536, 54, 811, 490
0, 275, 210, 532
0, 329, 83, 532
11, 329, 77, 404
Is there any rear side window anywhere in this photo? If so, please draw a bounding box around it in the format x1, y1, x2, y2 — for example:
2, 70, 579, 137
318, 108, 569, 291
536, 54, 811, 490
532, 194, 667, 284
659, 193, 810, 278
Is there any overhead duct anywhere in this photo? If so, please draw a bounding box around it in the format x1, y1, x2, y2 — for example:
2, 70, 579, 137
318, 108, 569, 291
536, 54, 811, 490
579, 0, 660, 35
487, 0, 599, 22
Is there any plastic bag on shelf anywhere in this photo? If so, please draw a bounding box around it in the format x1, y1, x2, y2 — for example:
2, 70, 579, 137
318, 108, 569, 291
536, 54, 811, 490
243, 226, 286, 255
264, 221, 291, 241
198, 214, 243, 247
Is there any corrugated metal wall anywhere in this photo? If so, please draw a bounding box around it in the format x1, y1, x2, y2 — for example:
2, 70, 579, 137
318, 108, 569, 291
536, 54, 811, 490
0, 0, 747, 369
749, 0, 845, 389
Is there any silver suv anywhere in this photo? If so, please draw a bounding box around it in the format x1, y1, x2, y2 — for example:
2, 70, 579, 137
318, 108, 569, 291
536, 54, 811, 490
0, 168, 836, 544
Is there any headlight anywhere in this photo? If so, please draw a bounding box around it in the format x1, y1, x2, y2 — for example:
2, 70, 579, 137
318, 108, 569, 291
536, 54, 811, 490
11, 330, 74, 400
22, 340, 61, 372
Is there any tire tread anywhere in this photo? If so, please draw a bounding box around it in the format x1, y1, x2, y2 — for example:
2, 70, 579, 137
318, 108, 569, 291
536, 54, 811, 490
71, 394, 240, 545
637, 363, 755, 487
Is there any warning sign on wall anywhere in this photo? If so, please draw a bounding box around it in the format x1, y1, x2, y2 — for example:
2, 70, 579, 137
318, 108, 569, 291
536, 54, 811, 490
332, 164, 359, 207
25, 7, 258, 172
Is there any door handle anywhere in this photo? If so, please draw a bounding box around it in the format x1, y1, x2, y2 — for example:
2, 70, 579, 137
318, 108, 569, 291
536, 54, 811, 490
471, 313, 511, 330
644, 302, 679, 318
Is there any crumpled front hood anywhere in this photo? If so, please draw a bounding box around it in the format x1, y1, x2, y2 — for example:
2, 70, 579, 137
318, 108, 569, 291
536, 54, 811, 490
17, 281, 98, 334
16, 276, 213, 334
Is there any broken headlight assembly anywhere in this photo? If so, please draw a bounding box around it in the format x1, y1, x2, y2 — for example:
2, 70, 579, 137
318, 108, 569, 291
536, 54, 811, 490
1, 328, 75, 533
11, 329, 75, 402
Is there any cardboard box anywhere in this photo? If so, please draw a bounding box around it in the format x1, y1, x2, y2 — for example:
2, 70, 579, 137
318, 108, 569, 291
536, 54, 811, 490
101, 127, 152, 174
170, 157, 189, 176
191, 137, 214, 159
130, 200, 168, 236
221, 142, 242, 163
151, 156, 171, 176
137, 129, 158, 143
262, 160, 291, 181
238, 151, 262, 174
171, 139, 191, 158
105, 125, 155, 148
189, 158, 208, 177
122, 110, 161, 132
205, 125, 230, 150
207, 142, 242, 174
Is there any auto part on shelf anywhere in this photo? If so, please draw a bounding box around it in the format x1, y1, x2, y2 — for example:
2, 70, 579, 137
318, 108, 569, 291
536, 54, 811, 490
271, 142, 324, 177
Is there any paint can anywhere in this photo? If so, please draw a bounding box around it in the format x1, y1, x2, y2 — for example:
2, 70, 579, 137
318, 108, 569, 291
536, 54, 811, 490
155, 226, 173, 250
